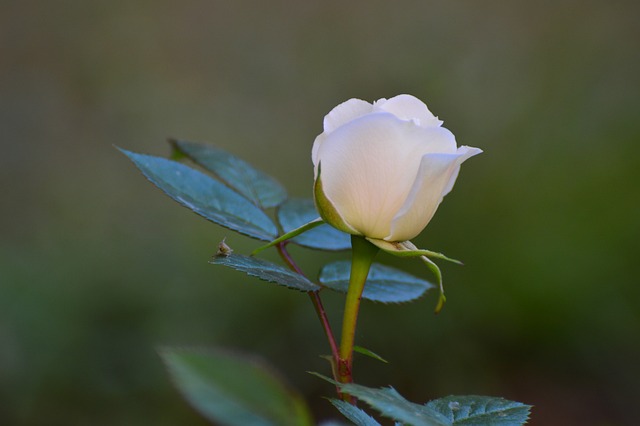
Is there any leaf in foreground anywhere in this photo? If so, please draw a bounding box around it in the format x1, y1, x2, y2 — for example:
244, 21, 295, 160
121, 149, 278, 240
319, 261, 434, 303
211, 253, 320, 292
277, 198, 351, 251
311, 375, 531, 426
425, 395, 532, 425
338, 383, 450, 426
329, 399, 381, 426
170, 139, 287, 209
161, 348, 313, 426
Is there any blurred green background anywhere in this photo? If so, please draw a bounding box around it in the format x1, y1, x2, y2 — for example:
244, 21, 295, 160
2, 1, 639, 425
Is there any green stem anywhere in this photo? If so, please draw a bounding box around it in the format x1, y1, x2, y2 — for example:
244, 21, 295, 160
338, 235, 379, 400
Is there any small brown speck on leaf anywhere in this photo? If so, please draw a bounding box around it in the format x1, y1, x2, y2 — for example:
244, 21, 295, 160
215, 238, 233, 257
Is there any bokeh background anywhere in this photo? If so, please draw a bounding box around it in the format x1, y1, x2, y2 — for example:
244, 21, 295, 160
2, 1, 639, 425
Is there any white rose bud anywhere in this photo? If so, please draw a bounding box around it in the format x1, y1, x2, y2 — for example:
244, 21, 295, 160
313, 94, 482, 242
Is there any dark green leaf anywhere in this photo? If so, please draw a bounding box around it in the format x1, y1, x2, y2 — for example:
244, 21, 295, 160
319, 261, 434, 303
170, 139, 287, 209
121, 149, 278, 240
338, 383, 450, 426
329, 399, 381, 426
425, 395, 532, 425
309, 374, 449, 426
211, 254, 320, 292
311, 374, 531, 426
161, 348, 313, 426
277, 198, 351, 251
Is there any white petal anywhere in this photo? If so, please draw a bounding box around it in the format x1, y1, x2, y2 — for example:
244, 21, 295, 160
313, 99, 373, 169
387, 147, 481, 241
415, 125, 458, 154
323, 98, 373, 133
316, 113, 430, 238
311, 133, 324, 169
375, 94, 443, 128
441, 146, 483, 197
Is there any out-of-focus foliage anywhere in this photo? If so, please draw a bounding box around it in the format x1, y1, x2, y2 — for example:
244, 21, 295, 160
161, 348, 314, 426
1, 1, 638, 425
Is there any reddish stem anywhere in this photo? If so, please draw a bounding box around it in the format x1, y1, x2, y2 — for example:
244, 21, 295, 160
275, 243, 341, 371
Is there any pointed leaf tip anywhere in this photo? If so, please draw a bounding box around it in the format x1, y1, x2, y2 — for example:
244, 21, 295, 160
425, 395, 532, 425
122, 149, 278, 240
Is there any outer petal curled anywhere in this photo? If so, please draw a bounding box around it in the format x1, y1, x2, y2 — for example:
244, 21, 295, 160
387, 146, 482, 241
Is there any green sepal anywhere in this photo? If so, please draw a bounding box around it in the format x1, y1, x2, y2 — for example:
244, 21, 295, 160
420, 255, 446, 314
314, 163, 360, 235
366, 239, 449, 314
366, 239, 462, 265
251, 218, 325, 255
